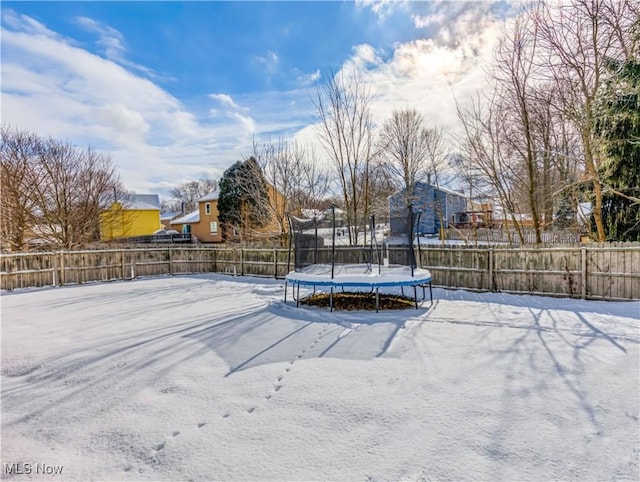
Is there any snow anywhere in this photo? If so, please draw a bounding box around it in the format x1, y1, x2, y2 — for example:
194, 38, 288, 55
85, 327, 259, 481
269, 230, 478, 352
1, 274, 639, 481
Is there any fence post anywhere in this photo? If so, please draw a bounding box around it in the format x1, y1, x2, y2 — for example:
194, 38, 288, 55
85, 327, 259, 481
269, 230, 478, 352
169, 248, 173, 275
59, 252, 65, 286
52, 253, 58, 287
240, 248, 244, 276
488, 248, 494, 292
120, 250, 125, 280
581, 246, 587, 300
273, 247, 278, 278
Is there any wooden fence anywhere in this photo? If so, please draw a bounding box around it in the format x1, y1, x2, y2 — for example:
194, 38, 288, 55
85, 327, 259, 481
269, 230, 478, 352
1, 245, 638, 300
446, 228, 582, 244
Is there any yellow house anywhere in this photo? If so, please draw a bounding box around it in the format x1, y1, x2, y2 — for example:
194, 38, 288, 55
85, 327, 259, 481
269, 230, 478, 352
100, 194, 163, 240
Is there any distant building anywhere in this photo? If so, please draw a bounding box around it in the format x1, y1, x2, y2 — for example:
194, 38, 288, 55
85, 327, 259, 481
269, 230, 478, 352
170, 183, 285, 243
160, 211, 182, 229
100, 194, 162, 240
171, 190, 222, 243
389, 183, 467, 236
451, 201, 494, 229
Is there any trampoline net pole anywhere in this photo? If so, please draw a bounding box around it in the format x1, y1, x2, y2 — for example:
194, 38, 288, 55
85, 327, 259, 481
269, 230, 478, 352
331, 205, 336, 279
314, 218, 318, 266
286, 213, 293, 273
415, 210, 423, 269
370, 214, 381, 274
408, 205, 416, 277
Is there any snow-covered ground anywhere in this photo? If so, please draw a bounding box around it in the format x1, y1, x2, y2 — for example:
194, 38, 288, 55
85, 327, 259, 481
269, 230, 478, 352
1, 274, 638, 481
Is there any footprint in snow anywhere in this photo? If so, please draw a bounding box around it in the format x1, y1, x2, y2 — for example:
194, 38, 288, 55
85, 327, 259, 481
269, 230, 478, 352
222, 413, 230, 419
172, 431, 180, 437
153, 442, 165, 452
247, 407, 256, 413
198, 422, 206, 428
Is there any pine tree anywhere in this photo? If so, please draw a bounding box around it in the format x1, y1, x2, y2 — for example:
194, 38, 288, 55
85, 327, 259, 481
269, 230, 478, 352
554, 196, 576, 229
594, 57, 640, 241
218, 157, 270, 240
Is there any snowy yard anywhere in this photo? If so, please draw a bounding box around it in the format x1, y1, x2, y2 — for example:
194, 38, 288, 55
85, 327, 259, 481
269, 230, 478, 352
1, 274, 638, 481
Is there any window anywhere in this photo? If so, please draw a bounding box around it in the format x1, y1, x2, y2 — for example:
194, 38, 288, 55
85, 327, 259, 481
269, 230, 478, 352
210, 222, 218, 234
205, 203, 211, 215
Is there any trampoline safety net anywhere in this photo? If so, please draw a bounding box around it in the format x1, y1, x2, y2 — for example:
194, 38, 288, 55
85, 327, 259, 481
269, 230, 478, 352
286, 205, 423, 277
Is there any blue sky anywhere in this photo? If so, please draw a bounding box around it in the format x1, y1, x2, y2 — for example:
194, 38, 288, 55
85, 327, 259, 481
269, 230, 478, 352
1, 1, 519, 199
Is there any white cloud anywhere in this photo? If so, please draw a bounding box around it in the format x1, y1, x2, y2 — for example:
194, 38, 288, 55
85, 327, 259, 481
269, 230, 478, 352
412, 12, 446, 29
1, 4, 513, 198
75, 16, 157, 78
356, 0, 409, 19
209, 93, 240, 110
255, 50, 279, 69
229, 112, 256, 134
296, 2, 507, 168
93, 103, 150, 140
295, 68, 321, 86
75, 17, 124, 58
352, 44, 384, 67
0, 12, 302, 197
1, 9, 53, 36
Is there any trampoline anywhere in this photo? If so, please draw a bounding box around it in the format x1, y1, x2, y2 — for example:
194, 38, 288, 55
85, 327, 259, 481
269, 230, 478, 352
284, 206, 433, 312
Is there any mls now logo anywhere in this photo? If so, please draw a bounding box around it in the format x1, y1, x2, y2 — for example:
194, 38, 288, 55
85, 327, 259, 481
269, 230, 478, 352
3, 463, 63, 475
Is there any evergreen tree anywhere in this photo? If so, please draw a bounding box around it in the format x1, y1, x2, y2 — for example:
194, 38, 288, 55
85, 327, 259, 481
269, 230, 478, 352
554, 196, 576, 229
218, 157, 270, 239
594, 57, 640, 241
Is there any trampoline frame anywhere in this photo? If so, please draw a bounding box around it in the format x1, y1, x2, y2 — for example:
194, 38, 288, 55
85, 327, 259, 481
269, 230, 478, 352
284, 270, 433, 313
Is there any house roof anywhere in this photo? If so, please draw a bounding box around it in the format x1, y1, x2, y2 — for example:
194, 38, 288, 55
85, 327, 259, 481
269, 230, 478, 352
160, 211, 181, 221
121, 194, 161, 211
198, 189, 220, 202
325, 206, 345, 214
434, 185, 467, 198
391, 182, 467, 199
301, 209, 323, 218
170, 209, 200, 225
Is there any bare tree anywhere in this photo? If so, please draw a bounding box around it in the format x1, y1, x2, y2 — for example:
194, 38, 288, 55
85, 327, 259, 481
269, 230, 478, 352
377, 108, 429, 205
313, 69, 376, 245
1, 126, 125, 250
457, 93, 528, 243
531, 0, 635, 240
376, 107, 449, 212
0, 126, 41, 251
165, 178, 218, 213
489, 14, 545, 243
254, 137, 329, 234
30, 138, 123, 249
367, 160, 396, 224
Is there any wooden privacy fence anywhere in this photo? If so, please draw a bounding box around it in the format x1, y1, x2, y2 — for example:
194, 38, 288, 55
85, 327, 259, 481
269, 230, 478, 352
446, 228, 582, 244
1, 245, 638, 300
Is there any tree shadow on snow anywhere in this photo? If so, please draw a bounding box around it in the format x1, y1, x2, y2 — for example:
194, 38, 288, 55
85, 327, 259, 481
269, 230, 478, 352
435, 289, 640, 467
184, 301, 429, 377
